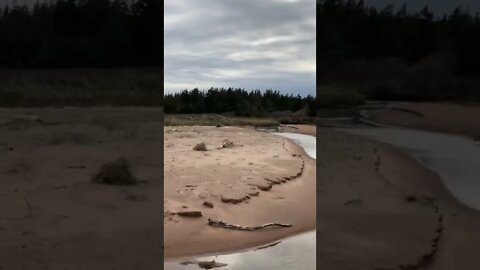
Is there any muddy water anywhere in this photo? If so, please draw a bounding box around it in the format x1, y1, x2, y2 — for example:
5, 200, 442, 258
164, 132, 316, 270
338, 127, 480, 211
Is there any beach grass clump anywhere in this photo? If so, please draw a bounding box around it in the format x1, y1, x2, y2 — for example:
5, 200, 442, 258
405, 195, 417, 203
164, 114, 279, 127
0, 69, 163, 107
318, 87, 366, 109
193, 142, 207, 151
92, 158, 137, 186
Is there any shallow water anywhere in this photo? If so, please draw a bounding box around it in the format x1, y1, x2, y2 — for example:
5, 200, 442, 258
273, 132, 316, 159
164, 132, 316, 270
164, 231, 316, 270
338, 127, 480, 211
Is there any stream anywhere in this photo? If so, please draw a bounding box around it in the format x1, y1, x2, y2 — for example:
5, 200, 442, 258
337, 127, 480, 211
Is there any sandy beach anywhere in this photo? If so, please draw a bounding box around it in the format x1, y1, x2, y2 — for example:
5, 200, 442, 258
164, 126, 316, 259
0, 107, 163, 269
318, 128, 480, 269
369, 102, 480, 139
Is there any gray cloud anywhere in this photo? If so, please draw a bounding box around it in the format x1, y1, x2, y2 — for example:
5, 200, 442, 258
165, 0, 316, 96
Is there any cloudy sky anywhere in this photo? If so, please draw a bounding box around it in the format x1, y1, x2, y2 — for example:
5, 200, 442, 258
164, 0, 316, 96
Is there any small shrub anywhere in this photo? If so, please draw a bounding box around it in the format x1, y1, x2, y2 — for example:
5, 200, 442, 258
92, 158, 137, 186
193, 142, 207, 151
318, 87, 366, 108
406, 195, 417, 203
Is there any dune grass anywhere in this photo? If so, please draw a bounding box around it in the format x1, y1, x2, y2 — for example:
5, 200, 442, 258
318, 87, 366, 109
0, 69, 163, 107
164, 114, 280, 127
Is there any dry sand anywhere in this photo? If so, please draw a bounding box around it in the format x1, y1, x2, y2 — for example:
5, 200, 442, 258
318, 128, 480, 270
0, 107, 163, 270
369, 102, 480, 139
4, 105, 478, 269
164, 126, 316, 258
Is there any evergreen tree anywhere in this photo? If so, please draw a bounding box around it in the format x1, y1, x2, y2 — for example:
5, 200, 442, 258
164, 88, 316, 117
0, 0, 163, 67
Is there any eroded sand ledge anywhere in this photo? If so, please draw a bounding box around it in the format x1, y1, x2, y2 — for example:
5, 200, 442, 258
164, 126, 316, 258
318, 128, 480, 270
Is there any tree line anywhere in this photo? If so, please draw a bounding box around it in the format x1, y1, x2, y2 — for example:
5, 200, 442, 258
164, 88, 316, 117
0, 0, 161, 67
318, 0, 480, 77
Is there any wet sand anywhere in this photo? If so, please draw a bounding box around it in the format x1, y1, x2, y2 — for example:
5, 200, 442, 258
318, 128, 480, 269
369, 102, 480, 139
164, 126, 316, 258
0, 107, 163, 269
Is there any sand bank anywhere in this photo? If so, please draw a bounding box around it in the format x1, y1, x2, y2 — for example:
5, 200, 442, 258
281, 124, 316, 136
0, 107, 163, 269
318, 128, 480, 269
164, 126, 316, 258
369, 102, 480, 139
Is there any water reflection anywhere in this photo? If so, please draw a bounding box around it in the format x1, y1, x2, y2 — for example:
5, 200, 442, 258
164, 231, 316, 270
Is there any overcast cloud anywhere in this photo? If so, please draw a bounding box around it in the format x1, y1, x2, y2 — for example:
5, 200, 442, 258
164, 0, 316, 96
